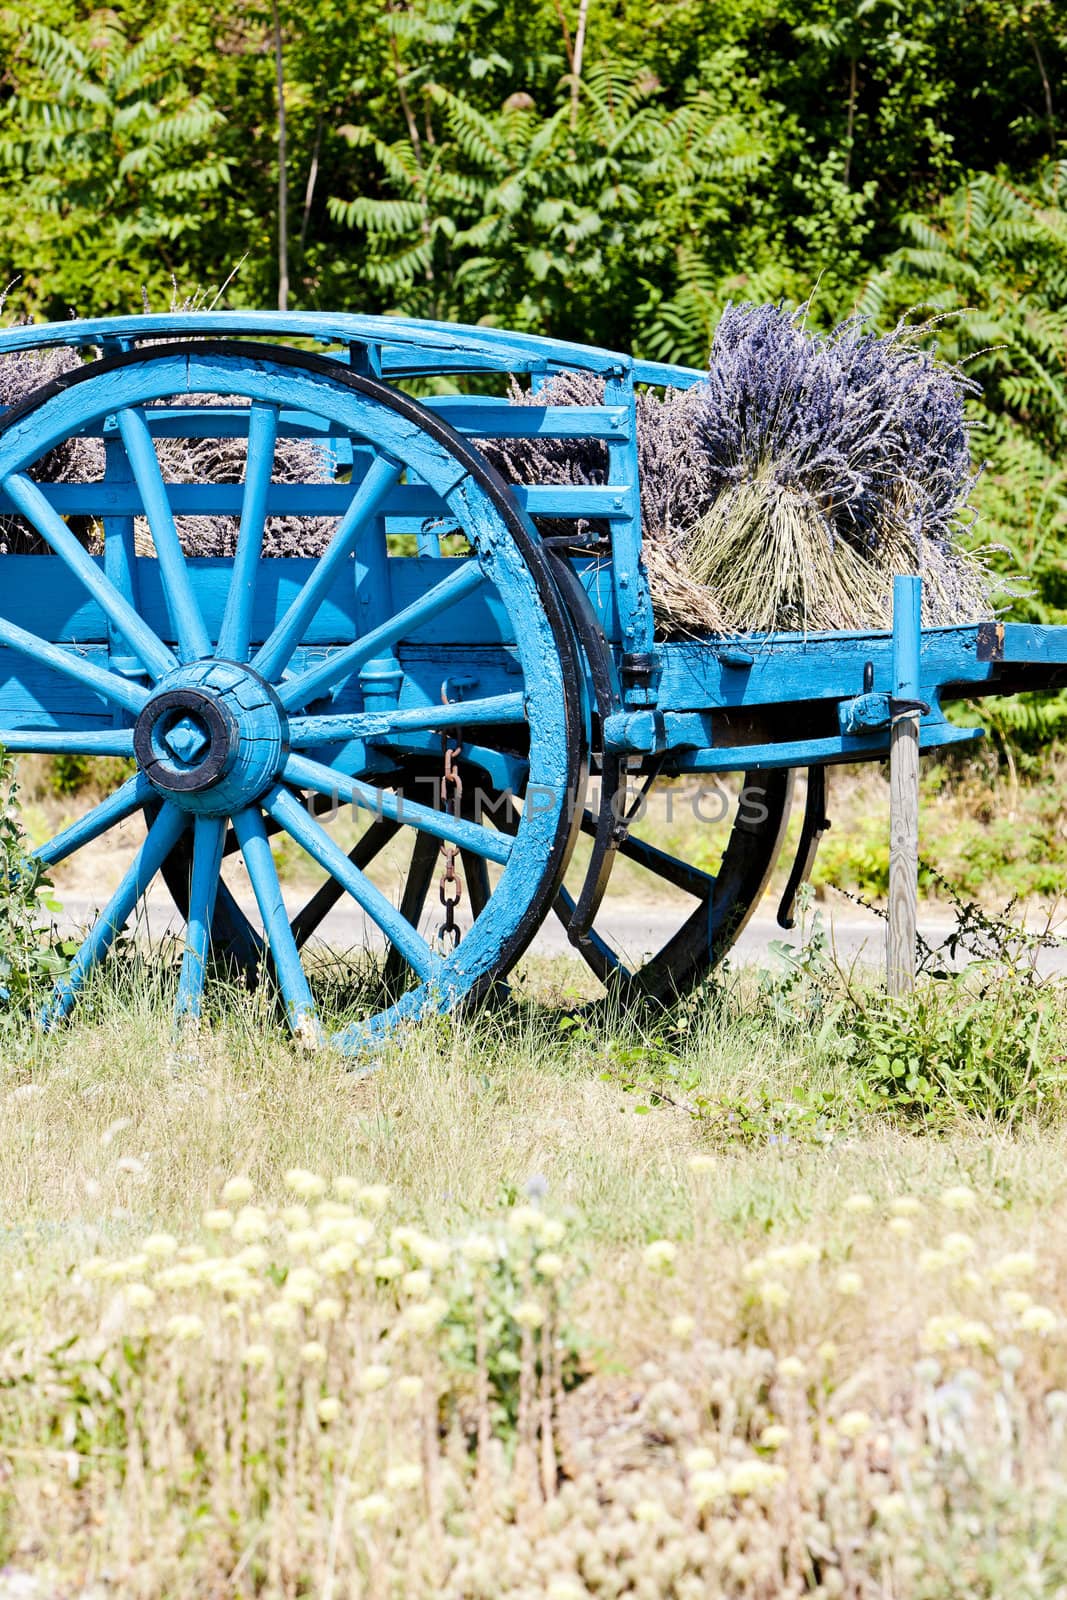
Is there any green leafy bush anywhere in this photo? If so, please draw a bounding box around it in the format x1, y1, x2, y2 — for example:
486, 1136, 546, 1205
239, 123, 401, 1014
0, 748, 68, 1012
845, 974, 1063, 1123
47, 752, 136, 799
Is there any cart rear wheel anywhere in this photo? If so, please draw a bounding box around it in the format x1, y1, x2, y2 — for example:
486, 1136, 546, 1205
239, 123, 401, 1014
478, 768, 793, 1003
0, 342, 584, 1054
557, 769, 794, 1002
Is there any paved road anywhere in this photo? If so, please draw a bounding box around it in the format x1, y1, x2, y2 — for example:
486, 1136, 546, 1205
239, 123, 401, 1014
50, 889, 1067, 976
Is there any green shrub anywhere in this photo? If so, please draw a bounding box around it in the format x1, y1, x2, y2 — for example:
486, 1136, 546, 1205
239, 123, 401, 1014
47, 752, 135, 798
845, 973, 1064, 1123
0, 748, 69, 1013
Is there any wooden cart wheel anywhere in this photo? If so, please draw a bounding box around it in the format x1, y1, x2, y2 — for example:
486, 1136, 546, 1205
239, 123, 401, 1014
482, 768, 794, 1003
0, 342, 584, 1053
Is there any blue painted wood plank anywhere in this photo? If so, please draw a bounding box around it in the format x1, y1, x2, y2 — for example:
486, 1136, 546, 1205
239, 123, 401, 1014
0, 480, 637, 521
602, 368, 649, 662
655, 627, 998, 712
631, 359, 707, 389
424, 400, 631, 439
278, 559, 489, 710
0, 311, 644, 380
0, 556, 356, 647
893, 576, 923, 701
44, 400, 633, 443
0, 554, 525, 650
0, 647, 119, 728
984, 623, 1067, 666
670, 720, 979, 773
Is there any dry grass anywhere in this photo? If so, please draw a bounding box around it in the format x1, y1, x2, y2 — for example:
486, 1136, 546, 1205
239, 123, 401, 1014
4, 968, 1067, 1595
670, 476, 892, 636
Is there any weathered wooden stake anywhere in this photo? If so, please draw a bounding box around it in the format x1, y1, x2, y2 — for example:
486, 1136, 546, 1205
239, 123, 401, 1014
888, 575, 922, 996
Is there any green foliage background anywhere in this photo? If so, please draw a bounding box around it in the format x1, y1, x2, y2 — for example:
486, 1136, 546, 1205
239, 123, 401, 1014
0, 0, 1065, 614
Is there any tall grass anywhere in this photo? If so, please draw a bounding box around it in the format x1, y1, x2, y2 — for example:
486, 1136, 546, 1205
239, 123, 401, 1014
5, 956, 1067, 1594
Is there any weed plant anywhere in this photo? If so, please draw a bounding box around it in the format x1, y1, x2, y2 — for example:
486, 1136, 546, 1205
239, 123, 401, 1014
0, 748, 69, 1018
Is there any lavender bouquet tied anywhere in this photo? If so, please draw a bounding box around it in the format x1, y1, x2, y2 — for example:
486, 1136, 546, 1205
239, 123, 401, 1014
488, 302, 993, 634
675, 302, 990, 632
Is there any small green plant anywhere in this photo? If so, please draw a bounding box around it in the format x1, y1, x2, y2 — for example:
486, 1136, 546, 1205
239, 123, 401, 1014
754, 888, 858, 1053
439, 1217, 586, 1439
0, 747, 68, 1012
47, 752, 135, 798
837, 878, 1067, 1123
844, 974, 1062, 1124
587, 989, 858, 1147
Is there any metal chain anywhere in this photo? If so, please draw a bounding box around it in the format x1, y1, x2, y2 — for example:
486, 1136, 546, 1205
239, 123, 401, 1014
437, 686, 464, 951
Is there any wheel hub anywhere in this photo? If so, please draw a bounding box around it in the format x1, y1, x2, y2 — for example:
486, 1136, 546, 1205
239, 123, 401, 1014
134, 660, 288, 815
164, 715, 211, 765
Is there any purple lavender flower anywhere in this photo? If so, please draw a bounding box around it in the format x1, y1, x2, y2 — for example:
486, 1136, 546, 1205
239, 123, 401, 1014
689, 302, 979, 557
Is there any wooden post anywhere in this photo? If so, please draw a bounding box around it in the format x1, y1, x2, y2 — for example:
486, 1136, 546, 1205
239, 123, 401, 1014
888, 575, 922, 996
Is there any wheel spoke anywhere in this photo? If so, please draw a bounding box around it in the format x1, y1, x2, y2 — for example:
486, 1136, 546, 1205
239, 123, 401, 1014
598, 821, 716, 898
216, 403, 279, 662
232, 805, 322, 1043
263, 786, 438, 982
175, 815, 226, 1020
43, 802, 188, 1025
252, 454, 402, 683
1, 472, 177, 680
0, 616, 150, 718
546, 769, 793, 1004
290, 814, 400, 950
116, 407, 212, 663
35, 772, 154, 868
0, 728, 135, 756
212, 879, 267, 971
283, 752, 512, 864
382, 827, 441, 991
551, 883, 624, 979
156, 818, 265, 977
277, 559, 487, 712
287, 691, 526, 747
459, 847, 492, 920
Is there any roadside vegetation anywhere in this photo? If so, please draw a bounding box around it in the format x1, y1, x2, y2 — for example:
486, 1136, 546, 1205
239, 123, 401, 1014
4, 935, 1067, 1595
4, 746, 1067, 1596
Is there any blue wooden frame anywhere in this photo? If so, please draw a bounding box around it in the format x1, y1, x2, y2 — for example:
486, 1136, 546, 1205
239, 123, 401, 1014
1, 309, 1065, 772
2, 309, 1066, 1048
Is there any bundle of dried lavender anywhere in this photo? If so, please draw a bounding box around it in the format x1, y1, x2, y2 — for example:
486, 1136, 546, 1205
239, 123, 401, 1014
484, 303, 995, 635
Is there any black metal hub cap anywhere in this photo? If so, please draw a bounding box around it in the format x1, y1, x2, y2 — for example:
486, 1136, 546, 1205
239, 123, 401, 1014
133, 660, 289, 816
134, 688, 237, 794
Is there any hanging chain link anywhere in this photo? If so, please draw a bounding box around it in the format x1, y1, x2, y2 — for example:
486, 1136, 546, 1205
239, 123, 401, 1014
436, 685, 464, 951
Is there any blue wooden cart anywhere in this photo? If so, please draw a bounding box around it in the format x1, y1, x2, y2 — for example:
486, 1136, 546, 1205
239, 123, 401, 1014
0, 312, 1063, 1051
